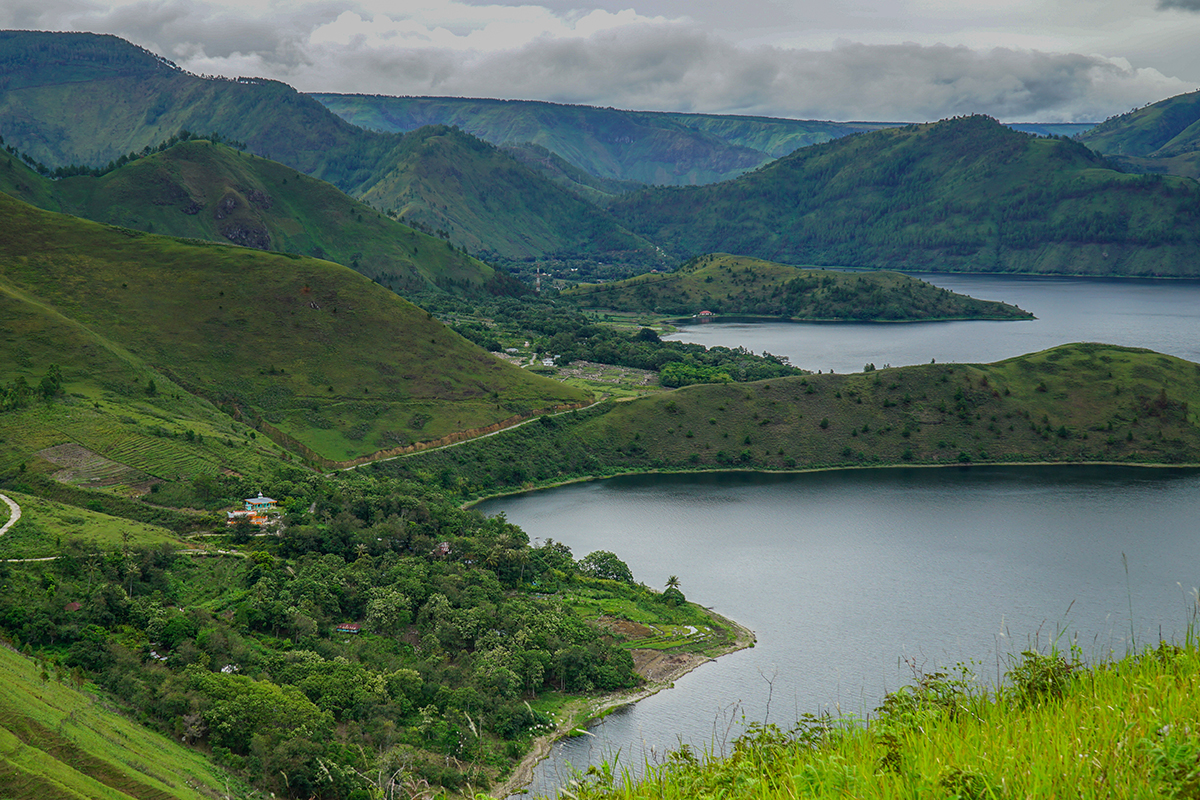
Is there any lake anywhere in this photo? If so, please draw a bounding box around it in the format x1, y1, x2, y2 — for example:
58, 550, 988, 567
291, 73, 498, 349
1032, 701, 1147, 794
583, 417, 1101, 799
664, 273, 1200, 374
484, 466, 1200, 796
483, 273, 1200, 796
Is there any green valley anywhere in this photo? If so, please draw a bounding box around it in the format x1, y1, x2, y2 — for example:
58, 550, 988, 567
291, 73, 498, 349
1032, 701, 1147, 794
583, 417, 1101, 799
562, 252, 1033, 320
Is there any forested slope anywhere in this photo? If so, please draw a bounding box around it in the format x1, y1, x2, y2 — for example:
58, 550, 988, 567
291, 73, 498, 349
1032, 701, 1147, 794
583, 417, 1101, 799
609, 116, 1200, 276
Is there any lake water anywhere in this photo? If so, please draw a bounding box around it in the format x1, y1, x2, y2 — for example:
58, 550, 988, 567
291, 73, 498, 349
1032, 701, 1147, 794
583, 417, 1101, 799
664, 274, 1200, 374
482, 274, 1200, 797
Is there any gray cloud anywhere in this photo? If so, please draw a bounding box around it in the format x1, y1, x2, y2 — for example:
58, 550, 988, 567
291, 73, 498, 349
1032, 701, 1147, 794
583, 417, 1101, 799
280, 27, 1187, 122
0, 0, 1190, 122
1158, 0, 1200, 11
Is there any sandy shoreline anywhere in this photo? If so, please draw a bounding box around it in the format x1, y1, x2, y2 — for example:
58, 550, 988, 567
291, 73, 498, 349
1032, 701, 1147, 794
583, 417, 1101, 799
493, 610, 756, 798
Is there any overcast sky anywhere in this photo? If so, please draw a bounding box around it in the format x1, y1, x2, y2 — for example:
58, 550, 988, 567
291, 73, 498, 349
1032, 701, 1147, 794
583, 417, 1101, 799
5, 0, 1200, 122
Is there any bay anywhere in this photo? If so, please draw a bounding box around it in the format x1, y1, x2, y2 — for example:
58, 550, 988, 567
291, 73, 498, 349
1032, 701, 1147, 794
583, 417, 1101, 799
664, 274, 1200, 374
485, 274, 1200, 796
484, 466, 1200, 796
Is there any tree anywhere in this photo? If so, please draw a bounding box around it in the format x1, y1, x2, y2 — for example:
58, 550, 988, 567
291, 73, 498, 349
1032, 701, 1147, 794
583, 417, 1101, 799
578, 551, 634, 583
666, 575, 680, 590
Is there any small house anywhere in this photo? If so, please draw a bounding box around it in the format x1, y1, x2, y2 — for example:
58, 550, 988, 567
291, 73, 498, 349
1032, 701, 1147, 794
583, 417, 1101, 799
244, 492, 277, 514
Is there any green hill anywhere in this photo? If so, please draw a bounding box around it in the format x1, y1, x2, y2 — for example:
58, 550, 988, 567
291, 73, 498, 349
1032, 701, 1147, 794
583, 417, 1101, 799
0, 31, 653, 264
389, 343, 1200, 495
608, 115, 1200, 277
0, 137, 515, 296
1077, 89, 1200, 178
357, 125, 660, 263
0, 191, 588, 465
0, 643, 242, 800
563, 253, 1032, 320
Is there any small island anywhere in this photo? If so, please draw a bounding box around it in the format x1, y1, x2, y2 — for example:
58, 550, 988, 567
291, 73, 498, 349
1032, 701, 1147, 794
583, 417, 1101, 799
562, 253, 1033, 322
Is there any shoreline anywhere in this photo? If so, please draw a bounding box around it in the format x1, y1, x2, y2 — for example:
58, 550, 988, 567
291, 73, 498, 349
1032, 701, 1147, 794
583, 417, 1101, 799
464, 458, 1200, 510
493, 609, 756, 799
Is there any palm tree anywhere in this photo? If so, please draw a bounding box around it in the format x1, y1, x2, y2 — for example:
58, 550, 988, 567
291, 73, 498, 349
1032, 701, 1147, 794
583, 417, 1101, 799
666, 575, 680, 590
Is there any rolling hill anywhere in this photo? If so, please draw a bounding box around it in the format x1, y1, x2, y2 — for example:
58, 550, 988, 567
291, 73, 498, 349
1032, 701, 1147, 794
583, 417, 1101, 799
0, 30, 654, 264
1077, 89, 1200, 178
608, 115, 1200, 277
390, 342, 1200, 495
0, 137, 517, 296
0, 191, 588, 466
563, 253, 1032, 320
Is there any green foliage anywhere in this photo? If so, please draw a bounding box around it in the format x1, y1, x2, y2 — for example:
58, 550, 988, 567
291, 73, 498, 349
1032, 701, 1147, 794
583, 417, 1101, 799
610, 116, 1200, 277
578, 550, 635, 583
561, 639, 1200, 799
565, 253, 1032, 321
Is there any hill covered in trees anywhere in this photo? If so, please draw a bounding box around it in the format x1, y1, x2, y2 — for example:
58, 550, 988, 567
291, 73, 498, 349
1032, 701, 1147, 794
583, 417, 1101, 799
609, 115, 1200, 277
563, 253, 1033, 320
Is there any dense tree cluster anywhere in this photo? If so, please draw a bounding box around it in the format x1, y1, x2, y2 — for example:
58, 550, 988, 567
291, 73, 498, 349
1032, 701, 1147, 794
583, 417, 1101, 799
0, 470, 657, 797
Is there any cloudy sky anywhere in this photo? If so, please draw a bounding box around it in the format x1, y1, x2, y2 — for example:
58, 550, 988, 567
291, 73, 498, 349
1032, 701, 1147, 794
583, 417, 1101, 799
5, 0, 1200, 122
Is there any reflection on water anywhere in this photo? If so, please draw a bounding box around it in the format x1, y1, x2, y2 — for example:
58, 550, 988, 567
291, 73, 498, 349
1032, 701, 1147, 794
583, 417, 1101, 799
483, 465, 1200, 797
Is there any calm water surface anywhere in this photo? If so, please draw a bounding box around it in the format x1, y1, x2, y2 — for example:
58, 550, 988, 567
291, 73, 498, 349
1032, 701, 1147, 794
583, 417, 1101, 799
488, 275, 1200, 796
485, 467, 1200, 796
665, 274, 1200, 373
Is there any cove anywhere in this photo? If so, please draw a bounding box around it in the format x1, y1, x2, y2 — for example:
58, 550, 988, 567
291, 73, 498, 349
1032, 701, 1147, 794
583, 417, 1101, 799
480, 465, 1200, 796
665, 273, 1200, 374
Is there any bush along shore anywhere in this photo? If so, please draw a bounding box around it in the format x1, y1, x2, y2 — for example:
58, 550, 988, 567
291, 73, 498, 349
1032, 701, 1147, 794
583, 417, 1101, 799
382, 343, 1200, 500
554, 633, 1200, 799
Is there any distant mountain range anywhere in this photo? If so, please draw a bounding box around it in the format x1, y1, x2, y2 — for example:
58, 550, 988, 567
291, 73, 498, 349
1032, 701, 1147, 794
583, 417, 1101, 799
4, 29, 1196, 280
0, 30, 652, 264
608, 115, 1200, 276
311, 94, 1096, 190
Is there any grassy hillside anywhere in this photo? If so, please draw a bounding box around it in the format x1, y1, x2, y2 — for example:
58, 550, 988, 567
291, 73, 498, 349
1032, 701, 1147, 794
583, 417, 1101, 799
609, 115, 1200, 277
558, 639, 1200, 799
0, 191, 587, 464
357, 125, 660, 263
388, 343, 1200, 495
0, 138, 513, 296
563, 253, 1032, 320
0, 643, 242, 800
1077, 90, 1200, 179
0, 31, 655, 264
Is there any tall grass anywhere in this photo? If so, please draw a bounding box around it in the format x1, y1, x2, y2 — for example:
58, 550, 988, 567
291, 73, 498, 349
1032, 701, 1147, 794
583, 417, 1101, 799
554, 632, 1200, 799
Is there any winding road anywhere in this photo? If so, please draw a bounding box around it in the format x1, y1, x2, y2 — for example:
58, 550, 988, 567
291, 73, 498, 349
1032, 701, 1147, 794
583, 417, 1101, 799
0, 493, 19, 537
